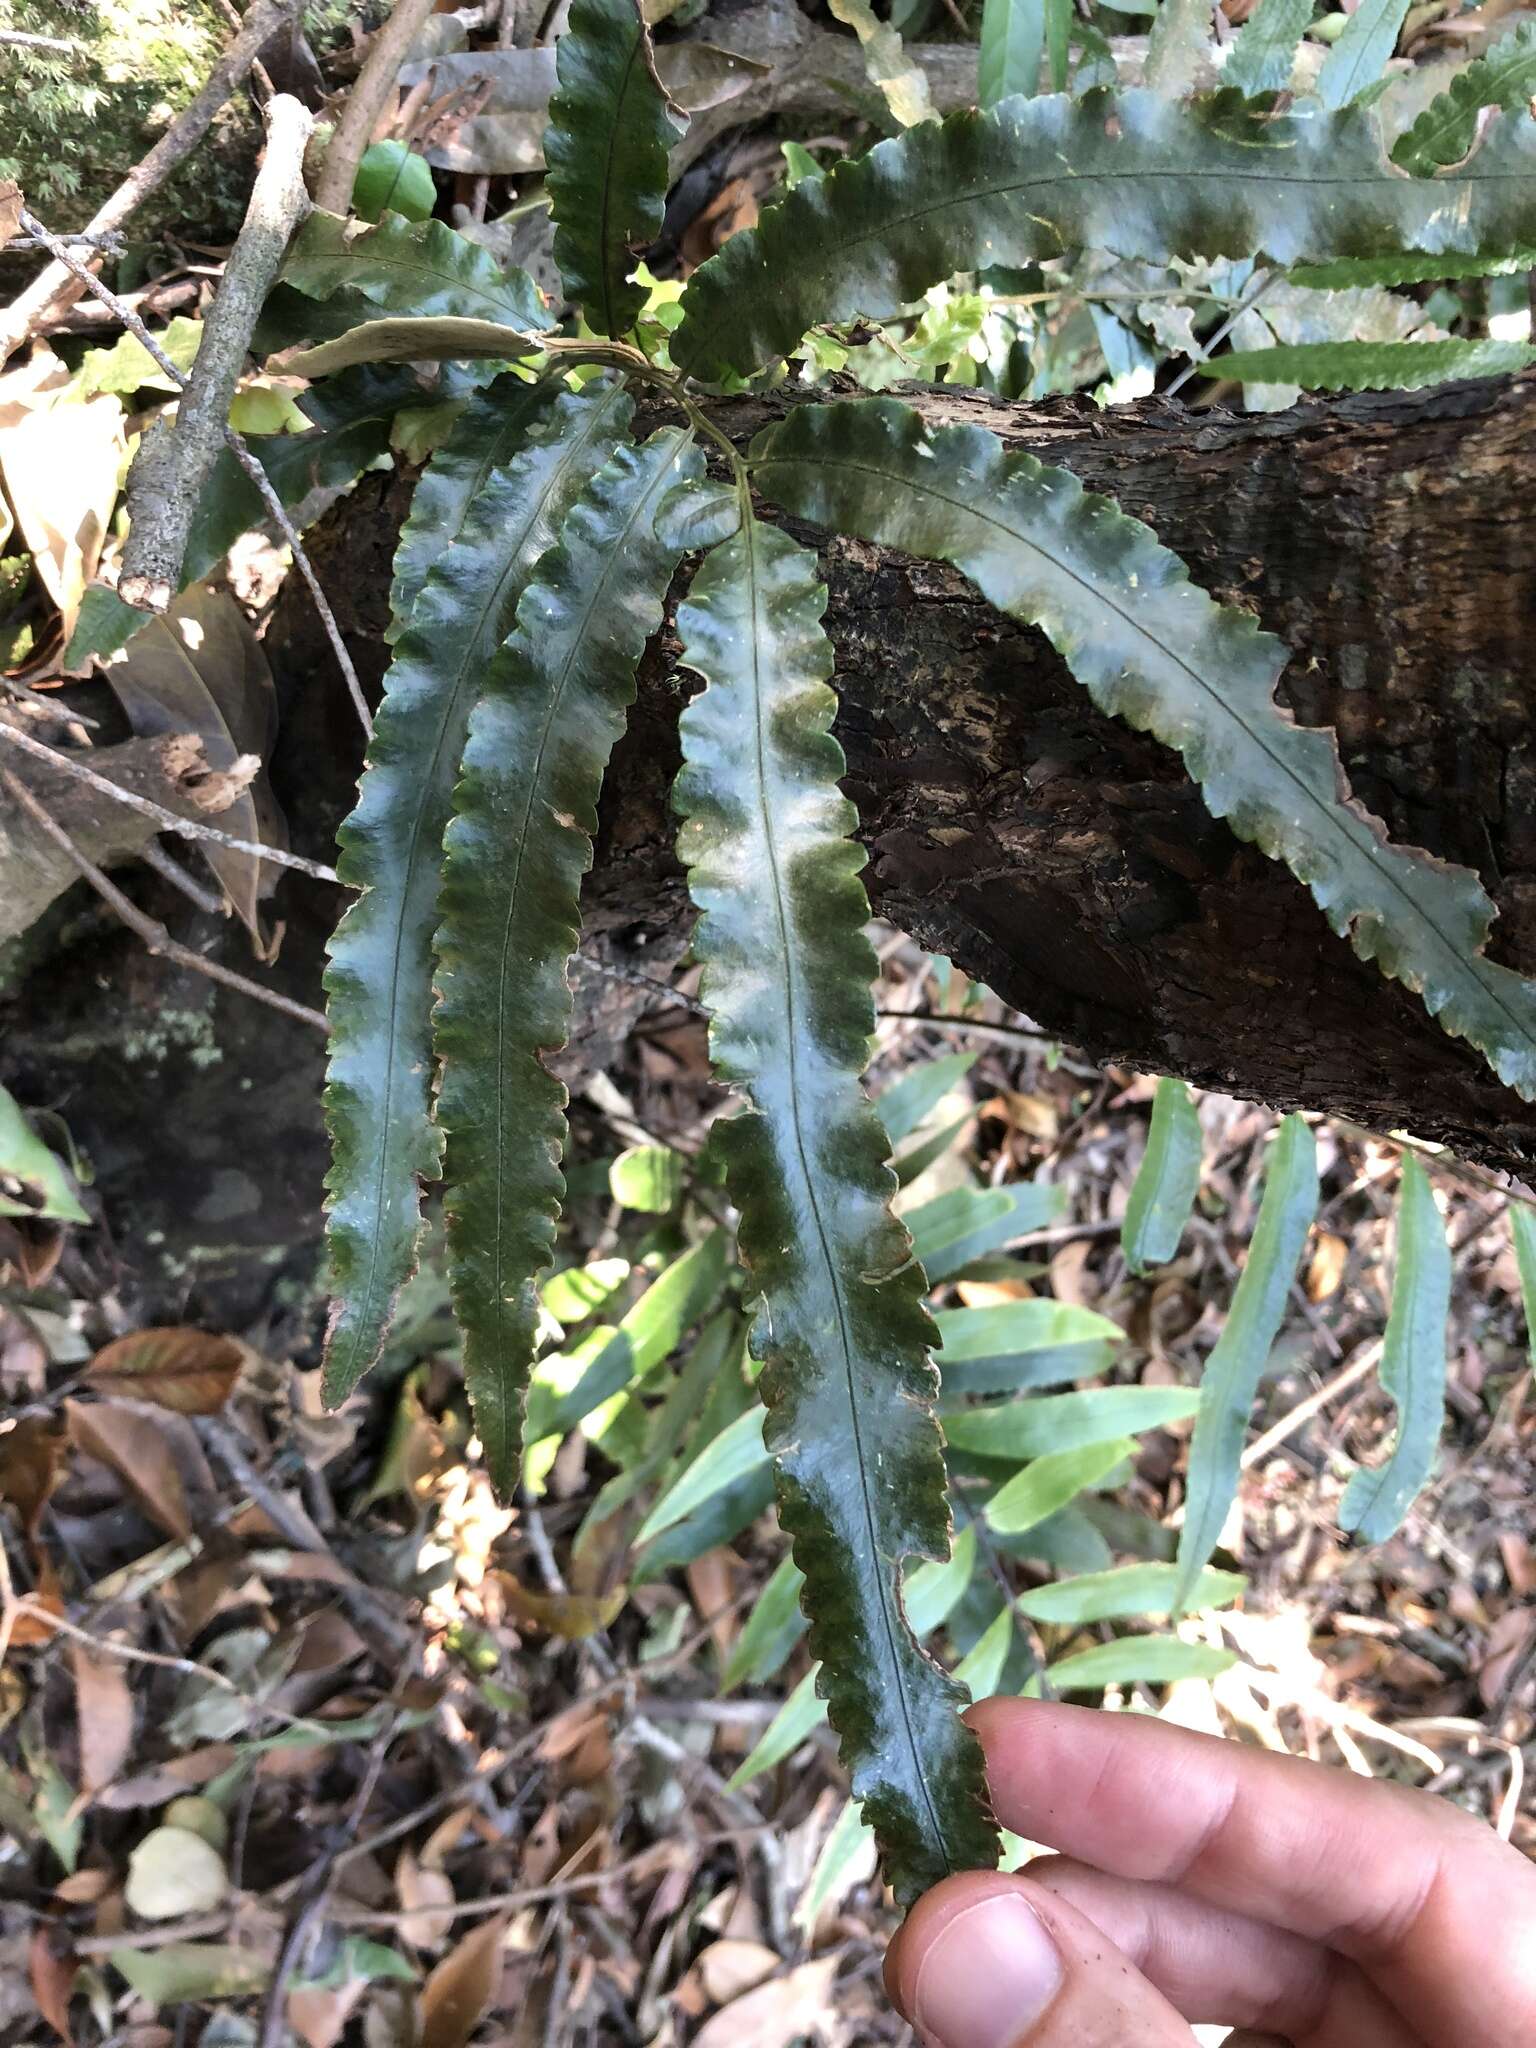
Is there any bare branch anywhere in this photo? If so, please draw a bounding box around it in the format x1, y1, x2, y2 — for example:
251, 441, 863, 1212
0, 767, 331, 1033
314, 0, 441, 216
17, 209, 373, 739
0, 0, 300, 359
0, 719, 342, 883
121, 94, 313, 612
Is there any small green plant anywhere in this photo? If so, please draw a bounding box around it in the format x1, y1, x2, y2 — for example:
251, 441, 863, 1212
122, 0, 1536, 1905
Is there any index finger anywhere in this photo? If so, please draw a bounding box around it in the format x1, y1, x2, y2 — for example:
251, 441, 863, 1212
966, 1697, 1536, 2048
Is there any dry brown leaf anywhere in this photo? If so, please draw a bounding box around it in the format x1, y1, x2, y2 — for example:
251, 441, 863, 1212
1306, 1232, 1349, 1302
692, 1939, 780, 2008
686, 1551, 738, 1664
0, 180, 21, 245
497, 1571, 625, 1640
64, 1398, 212, 1541
689, 1956, 841, 2048
70, 1642, 134, 1793
955, 1275, 1033, 1307
0, 355, 123, 647
86, 1327, 244, 1415
0, 1305, 48, 1394
418, 1912, 508, 2048
0, 1413, 66, 1537
102, 587, 287, 951
518, 1801, 564, 1889
289, 1975, 370, 2048
395, 1847, 456, 1949
28, 1926, 75, 2045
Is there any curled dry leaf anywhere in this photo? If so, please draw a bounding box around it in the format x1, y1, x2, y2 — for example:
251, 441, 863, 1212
0, 1413, 66, 1538
86, 1327, 245, 1415
28, 1925, 76, 2046
64, 1398, 212, 1542
124, 1825, 229, 1920
688, 1956, 841, 2048
496, 1572, 625, 1640
418, 1912, 508, 2048
0, 347, 123, 651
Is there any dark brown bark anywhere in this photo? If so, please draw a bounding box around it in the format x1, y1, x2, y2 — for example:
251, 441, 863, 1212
4, 372, 1533, 1325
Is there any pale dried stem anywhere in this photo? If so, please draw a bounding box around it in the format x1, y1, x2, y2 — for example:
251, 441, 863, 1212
314, 0, 442, 215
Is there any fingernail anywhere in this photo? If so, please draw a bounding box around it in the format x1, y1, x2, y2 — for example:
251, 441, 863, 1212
912, 1895, 1064, 2048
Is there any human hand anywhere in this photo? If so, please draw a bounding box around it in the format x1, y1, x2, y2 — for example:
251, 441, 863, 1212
884, 1697, 1536, 2046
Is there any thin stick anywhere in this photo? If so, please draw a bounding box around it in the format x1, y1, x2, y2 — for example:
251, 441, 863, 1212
18, 210, 374, 739
314, 0, 441, 215
0, 767, 330, 1033
122, 95, 313, 611
0, 28, 85, 53
0, 720, 341, 882
1166, 271, 1275, 398
141, 839, 230, 918
0, 0, 299, 357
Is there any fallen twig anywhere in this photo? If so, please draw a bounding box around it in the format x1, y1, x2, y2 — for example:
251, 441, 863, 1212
141, 838, 231, 918
122, 94, 312, 612
0, 0, 299, 357
0, 719, 342, 883
314, 0, 441, 215
16, 210, 373, 738
0, 765, 330, 1033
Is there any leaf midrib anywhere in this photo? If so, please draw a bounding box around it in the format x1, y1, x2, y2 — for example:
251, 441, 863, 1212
758, 445, 1536, 1075
739, 518, 952, 1868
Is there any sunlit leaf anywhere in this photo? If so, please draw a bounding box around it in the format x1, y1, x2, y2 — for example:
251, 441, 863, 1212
752, 398, 1536, 1102
353, 139, 437, 223
1173, 1114, 1318, 1608
828, 0, 936, 127
609, 1145, 687, 1212
0, 1084, 87, 1223
281, 315, 545, 376
722, 1553, 807, 1689
797, 1797, 877, 1930
984, 1436, 1137, 1535
728, 1669, 825, 1789
434, 428, 702, 1494
1316, 0, 1410, 110
951, 1605, 1014, 1697
933, 1298, 1120, 1396
546, 0, 682, 336
1043, 1636, 1235, 1691
674, 510, 996, 1905
635, 1403, 766, 1542
1339, 1154, 1451, 1543
906, 1181, 1065, 1280
1016, 1561, 1243, 1624
877, 1050, 978, 1144
323, 382, 633, 1402
944, 1384, 1199, 1457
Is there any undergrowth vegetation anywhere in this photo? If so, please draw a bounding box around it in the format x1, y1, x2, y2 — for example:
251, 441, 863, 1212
53, 0, 1536, 1908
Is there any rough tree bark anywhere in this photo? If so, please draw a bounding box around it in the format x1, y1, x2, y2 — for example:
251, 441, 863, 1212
3, 372, 1533, 1321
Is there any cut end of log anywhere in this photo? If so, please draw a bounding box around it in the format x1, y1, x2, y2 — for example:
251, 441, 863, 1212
117, 572, 173, 616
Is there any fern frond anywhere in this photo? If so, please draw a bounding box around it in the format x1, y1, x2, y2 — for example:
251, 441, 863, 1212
1122, 1078, 1203, 1276
673, 510, 997, 1906
751, 398, 1536, 1101
671, 89, 1536, 380
1392, 23, 1536, 173
1174, 1113, 1317, 1608
1208, 336, 1536, 390
1316, 0, 1410, 111
546, 0, 682, 337
1338, 1153, 1451, 1542
282, 209, 550, 330
433, 428, 704, 1497
1223, 0, 1312, 97
322, 382, 633, 1404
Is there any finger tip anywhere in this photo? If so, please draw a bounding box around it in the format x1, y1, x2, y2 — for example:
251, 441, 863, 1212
886, 1871, 1040, 2022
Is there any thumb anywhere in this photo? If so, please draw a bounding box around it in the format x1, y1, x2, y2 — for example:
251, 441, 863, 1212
886, 1872, 1198, 2048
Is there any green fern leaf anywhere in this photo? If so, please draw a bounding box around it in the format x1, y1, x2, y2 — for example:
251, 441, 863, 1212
751, 398, 1536, 1100
1339, 1153, 1451, 1543
979, 0, 1044, 107
1207, 335, 1536, 390
1316, 0, 1410, 110
1290, 249, 1536, 288
1145, 0, 1215, 97
1513, 1203, 1536, 1366
322, 382, 633, 1404
1224, 0, 1312, 97
282, 209, 550, 330
1122, 1077, 1203, 1276
670, 89, 1536, 381
546, 0, 682, 337
673, 510, 996, 1906
1173, 1112, 1317, 1607
1392, 23, 1536, 173
433, 428, 703, 1497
